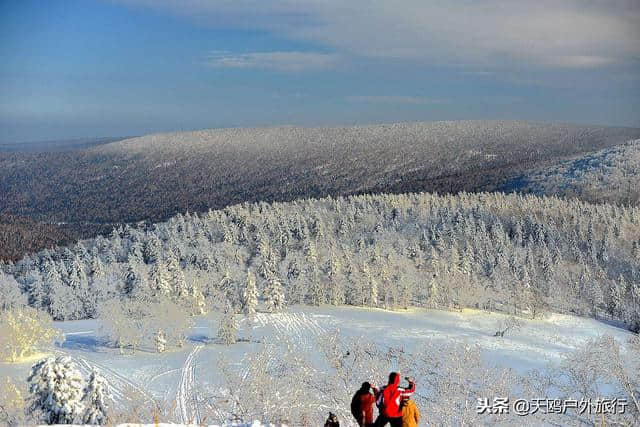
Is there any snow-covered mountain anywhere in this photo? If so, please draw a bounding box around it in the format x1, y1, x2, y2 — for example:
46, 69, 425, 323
2, 120, 639, 261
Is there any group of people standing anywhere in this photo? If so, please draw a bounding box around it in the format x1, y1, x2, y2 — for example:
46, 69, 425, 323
350, 372, 420, 427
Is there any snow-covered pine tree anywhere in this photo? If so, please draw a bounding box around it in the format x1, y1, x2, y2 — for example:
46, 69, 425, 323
149, 259, 171, 298
219, 268, 238, 309
427, 275, 440, 308
89, 253, 104, 278
264, 273, 285, 313
307, 264, 325, 306
66, 258, 89, 319
142, 234, 161, 264
26, 272, 47, 311
0, 272, 26, 312
327, 254, 345, 306
81, 370, 112, 425
217, 302, 237, 345
363, 265, 378, 308
243, 271, 258, 316
188, 281, 207, 315
28, 356, 85, 425
632, 240, 640, 262
123, 254, 143, 296
155, 329, 167, 353
166, 252, 187, 298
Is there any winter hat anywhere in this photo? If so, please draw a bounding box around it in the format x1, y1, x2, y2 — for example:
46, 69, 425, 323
388, 372, 400, 385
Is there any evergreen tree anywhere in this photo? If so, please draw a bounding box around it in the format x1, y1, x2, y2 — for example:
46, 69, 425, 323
143, 235, 161, 264
154, 330, 167, 353
89, 254, 104, 278
307, 265, 324, 306
26, 273, 47, 310
28, 356, 85, 424
123, 255, 143, 296
327, 255, 345, 306
264, 274, 285, 313
608, 282, 622, 316
363, 265, 378, 308
188, 282, 207, 315
166, 253, 187, 298
149, 260, 171, 298
81, 370, 112, 425
217, 302, 237, 345
632, 240, 640, 262
242, 271, 258, 316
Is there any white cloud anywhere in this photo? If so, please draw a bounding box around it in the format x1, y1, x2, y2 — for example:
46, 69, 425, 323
206, 51, 338, 71
116, 0, 640, 69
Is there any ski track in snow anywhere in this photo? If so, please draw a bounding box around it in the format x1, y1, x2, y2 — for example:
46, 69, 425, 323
254, 311, 326, 350
176, 344, 203, 424
58, 350, 153, 405
149, 367, 181, 383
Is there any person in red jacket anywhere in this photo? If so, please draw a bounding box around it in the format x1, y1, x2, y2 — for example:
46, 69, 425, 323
351, 382, 379, 426
374, 372, 416, 427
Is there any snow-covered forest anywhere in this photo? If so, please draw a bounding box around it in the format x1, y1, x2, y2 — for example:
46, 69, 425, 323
504, 139, 640, 206
2, 121, 639, 262
2, 190, 639, 336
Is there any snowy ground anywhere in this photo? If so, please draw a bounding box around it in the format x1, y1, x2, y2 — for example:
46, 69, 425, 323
1, 306, 634, 425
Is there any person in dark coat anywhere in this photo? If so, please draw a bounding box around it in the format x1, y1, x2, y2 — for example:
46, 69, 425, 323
351, 381, 379, 427
324, 412, 340, 427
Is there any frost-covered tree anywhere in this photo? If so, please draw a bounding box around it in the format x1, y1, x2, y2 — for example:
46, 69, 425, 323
123, 255, 146, 297
217, 302, 238, 345
25, 272, 47, 311
150, 299, 193, 348
149, 260, 171, 298
263, 274, 285, 313
27, 356, 85, 425
0, 378, 25, 426
89, 253, 104, 278
242, 271, 258, 316
0, 273, 26, 312
166, 252, 187, 298
154, 330, 166, 353
186, 281, 207, 315
98, 299, 147, 354
0, 307, 61, 362
81, 370, 112, 425
363, 266, 378, 308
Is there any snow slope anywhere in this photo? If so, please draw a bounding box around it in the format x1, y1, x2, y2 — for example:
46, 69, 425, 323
501, 138, 640, 205
1, 305, 634, 425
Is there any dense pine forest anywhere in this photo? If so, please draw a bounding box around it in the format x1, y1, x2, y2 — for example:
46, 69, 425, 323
2, 191, 639, 341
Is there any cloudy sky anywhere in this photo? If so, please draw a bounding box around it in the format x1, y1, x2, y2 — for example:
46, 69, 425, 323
1, 0, 639, 142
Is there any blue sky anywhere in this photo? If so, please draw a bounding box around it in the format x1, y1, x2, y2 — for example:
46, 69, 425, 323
1, 0, 639, 142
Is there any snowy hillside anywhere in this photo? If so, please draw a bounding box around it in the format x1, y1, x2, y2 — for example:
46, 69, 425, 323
1, 305, 637, 425
4, 191, 639, 331
502, 139, 640, 206
2, 185, 639, 425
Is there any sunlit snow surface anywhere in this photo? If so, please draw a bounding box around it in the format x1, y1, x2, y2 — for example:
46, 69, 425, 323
3, 306, 633, 425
